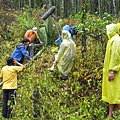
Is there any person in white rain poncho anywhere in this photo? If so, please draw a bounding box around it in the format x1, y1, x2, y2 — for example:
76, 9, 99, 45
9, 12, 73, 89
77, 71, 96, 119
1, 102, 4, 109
49, 30, 76, 81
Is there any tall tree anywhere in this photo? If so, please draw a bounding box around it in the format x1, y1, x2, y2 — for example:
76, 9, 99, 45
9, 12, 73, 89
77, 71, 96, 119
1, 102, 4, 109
81, 0, 87, 57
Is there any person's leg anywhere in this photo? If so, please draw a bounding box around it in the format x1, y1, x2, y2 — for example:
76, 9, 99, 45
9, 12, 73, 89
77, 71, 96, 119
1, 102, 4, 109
7, 89, 15, 118
2, 90, 8, 118
48, 64, 55, 71
30, 45, 34, 58
107, 104, 114, 118
61, 74, 68, 82
48, 56, 56, 71
117, 104, 120, 109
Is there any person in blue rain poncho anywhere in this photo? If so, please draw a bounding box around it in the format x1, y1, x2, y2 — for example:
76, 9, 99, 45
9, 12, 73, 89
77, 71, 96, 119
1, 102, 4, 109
55, 25, 77, 45
49, 29, 76, 81
102, 23, 120, 118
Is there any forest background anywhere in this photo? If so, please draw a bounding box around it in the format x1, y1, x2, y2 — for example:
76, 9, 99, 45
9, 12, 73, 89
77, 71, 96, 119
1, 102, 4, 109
0, 0, 120, 120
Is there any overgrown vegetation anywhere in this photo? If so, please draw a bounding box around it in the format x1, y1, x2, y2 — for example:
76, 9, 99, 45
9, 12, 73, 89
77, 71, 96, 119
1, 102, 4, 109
0, 7, 120, 120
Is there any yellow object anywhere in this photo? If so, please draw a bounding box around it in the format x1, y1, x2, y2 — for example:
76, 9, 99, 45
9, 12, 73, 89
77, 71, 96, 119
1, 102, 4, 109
55, 30, 76, 76
102, 23, 120, 104
0, 66, 23, 89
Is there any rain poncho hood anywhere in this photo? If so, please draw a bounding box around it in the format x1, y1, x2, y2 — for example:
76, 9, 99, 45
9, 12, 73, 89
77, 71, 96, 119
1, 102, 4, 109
55, 25, 76, 45
55, 30, 76, 76
106, 23, 120, 39
102, 23, 120, 104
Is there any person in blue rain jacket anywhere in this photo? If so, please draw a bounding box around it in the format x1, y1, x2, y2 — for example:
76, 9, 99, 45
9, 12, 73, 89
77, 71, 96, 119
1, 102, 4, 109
12, 38, 32, 63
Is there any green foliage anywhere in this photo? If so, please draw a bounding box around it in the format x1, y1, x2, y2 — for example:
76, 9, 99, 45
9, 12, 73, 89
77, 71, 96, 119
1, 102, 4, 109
71, 12, 117, 45
13, 11, 34, 31
113, 110, 120, 119
0, 9, 15, 41
42, 17, 58, 45
1, 7, 120, 120
39, 27, 47, 47
11, 7, 37, 40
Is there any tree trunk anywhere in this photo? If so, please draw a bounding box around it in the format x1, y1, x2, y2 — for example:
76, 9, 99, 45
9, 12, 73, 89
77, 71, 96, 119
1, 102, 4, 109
81, 0, 87, 57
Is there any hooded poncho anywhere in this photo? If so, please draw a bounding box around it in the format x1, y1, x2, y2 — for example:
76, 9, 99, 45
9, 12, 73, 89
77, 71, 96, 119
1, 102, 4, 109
55, 30, 76, 76
102, 23, 120, 104
55, 25, 75, 45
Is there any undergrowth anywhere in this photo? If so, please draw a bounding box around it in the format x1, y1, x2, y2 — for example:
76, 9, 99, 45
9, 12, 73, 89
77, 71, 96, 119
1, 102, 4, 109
0, 7, 120, 120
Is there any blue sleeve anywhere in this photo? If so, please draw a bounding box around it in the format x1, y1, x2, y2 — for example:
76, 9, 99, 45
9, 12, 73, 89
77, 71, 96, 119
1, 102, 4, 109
70, 36, 74, 41
55, 36, 74, 45
20, 47, 30, 59
55, 36, 62, 45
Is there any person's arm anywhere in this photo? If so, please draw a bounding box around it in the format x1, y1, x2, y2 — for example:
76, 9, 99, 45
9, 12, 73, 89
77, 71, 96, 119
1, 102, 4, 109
108, 38, 120, 81
38, 38, 43, 44
109, 38, 120, 72
20, 46, 31, 59
55, 43, 67, 62
14, 59, 26, 68
35, 33, 43, 44
0, 72, 3, 86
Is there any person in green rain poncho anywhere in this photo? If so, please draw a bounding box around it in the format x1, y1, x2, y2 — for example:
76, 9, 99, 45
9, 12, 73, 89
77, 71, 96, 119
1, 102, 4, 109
102, 23, 120, 118
49, 30, 76, 81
